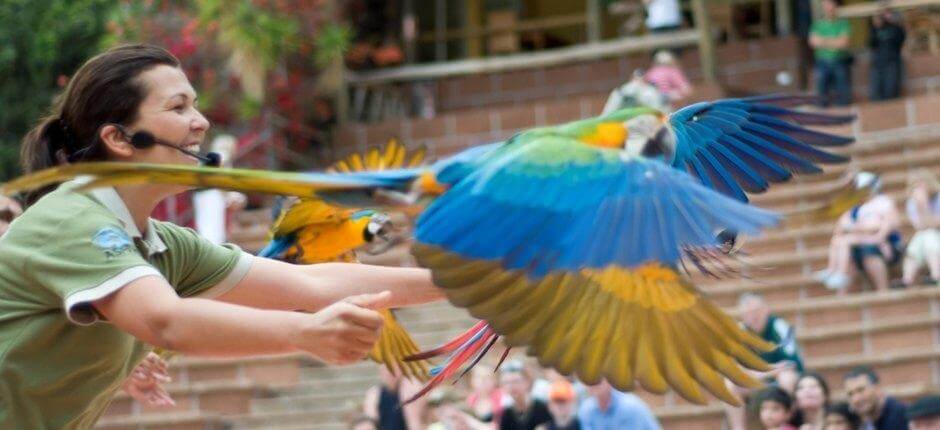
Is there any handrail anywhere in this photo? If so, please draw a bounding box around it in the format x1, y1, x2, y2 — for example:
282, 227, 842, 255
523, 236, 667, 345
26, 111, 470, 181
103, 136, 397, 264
347, 29, 699, 86
838, 0, 940, 18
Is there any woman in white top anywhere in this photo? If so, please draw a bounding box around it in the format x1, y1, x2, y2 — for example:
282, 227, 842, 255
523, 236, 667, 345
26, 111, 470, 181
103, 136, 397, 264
902, 169, 940, 286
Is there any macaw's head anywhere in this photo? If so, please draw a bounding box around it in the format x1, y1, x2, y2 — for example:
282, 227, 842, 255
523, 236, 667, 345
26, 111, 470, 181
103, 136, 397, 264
351, 210, 393, 243
578, 109, 676, 164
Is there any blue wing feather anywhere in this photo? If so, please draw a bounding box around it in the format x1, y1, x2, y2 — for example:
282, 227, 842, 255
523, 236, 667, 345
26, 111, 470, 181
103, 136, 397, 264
669, 98, 854, 201
415, 138, 779, 279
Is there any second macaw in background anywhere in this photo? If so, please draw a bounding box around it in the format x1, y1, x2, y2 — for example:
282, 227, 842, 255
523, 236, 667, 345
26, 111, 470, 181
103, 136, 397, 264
257, 139, 429, 380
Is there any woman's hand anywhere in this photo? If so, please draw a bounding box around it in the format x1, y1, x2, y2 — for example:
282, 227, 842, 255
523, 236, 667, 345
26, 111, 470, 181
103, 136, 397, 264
123, 352, 175, 407
292, 291, 390, 365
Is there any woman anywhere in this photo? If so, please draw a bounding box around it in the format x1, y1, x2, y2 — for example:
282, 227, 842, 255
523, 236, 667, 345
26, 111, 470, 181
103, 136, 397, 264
792, 372, 831, 429
0, 44, 443, 429
902, 169, 940, 286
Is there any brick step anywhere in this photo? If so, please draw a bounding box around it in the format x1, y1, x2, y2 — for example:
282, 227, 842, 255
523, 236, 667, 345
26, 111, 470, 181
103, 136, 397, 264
103, 380, 275, 420
95, 411, 228, 430
166, 354, 310, 386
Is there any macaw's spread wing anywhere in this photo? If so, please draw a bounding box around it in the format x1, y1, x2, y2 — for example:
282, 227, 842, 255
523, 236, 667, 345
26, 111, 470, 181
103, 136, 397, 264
331, 138, 428, 173
369, 309, 429, 380
410, 135, 778, 405
0, 162, 396, 199
414, 249, 771, 404
668, 97, 854, 201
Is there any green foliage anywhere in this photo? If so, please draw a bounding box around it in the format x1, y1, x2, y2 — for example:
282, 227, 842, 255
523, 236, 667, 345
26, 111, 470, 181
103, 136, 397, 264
0, 0, 117, 181
314, 24, 352, 68
196, 0, 299, 72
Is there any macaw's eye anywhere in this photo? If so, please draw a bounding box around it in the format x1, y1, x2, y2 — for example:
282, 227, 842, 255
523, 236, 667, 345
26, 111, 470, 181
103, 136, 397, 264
642, 127, 676, 164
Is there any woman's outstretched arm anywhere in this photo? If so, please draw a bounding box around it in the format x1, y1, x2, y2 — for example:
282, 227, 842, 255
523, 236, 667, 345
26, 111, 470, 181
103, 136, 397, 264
216, 256, 445, 312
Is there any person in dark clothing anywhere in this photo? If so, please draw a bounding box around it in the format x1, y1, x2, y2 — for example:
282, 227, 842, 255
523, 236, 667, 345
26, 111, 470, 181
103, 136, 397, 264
868, 7, 906, 101
791, 0, 815, 90
499, 360, 552, 430
907, 394, 940, 429
363, 367, 414, 430
844, 366, 909, 430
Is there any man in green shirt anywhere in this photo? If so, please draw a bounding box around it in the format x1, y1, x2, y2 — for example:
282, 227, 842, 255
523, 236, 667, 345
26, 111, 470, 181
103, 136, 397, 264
810, 0, 853, 106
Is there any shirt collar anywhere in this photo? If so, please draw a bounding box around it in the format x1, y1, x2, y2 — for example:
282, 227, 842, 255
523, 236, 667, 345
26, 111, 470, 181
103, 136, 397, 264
75, 179, 168, 257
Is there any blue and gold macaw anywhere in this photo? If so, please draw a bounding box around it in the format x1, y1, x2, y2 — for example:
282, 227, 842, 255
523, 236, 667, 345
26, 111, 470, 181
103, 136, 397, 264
2, 95, 855, 406
257, 138, 429, 380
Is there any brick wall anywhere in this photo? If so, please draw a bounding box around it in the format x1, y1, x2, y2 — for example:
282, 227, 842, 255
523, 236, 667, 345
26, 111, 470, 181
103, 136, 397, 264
329, 36, 940, 169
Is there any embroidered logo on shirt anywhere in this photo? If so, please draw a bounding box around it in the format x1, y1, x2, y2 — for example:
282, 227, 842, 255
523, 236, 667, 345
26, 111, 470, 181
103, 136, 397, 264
92, 226, 133, 258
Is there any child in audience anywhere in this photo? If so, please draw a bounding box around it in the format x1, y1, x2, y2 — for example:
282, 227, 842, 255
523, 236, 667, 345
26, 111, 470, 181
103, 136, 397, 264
754, 386, 798, 430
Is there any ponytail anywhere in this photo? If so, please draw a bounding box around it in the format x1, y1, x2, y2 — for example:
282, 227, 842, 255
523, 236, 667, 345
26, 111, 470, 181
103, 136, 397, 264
17, 44, 180, 206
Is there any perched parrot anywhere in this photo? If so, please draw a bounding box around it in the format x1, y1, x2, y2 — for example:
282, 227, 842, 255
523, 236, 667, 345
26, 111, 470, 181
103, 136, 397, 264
257, 138, 430, 380
2, 95, 855, 406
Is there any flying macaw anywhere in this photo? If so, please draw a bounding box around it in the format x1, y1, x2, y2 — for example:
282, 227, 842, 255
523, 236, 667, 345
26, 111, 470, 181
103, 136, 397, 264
257, 138, 430, 380
2, 95, 855, 406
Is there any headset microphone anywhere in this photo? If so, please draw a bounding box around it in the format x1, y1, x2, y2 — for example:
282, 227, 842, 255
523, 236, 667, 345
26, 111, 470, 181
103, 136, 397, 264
112, 124, 221, 167
126, 131, 221, 167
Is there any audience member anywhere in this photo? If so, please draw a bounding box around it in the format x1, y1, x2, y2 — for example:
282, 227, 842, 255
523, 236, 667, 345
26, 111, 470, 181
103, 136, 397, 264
824, 402, 861, 430
0, 195, 23, 238
753, 386, 798, 430
644, 50, 692, 102
540, 380, 580, 430
843, 366, 909, 430
499, 360, 552, 430
902, 170, 940, 287
602, 69, 670, 115
363, 366, 424, 430
578, 380, 660, 430
643, 0, 682, 33
467, 365, 506, 423
815, 172, 902, 293
868, 6, 906, 101
349, 415, 380, 430
907, 394, 940, 430
726, 293, 804, 430
810, 0, 853, 106
427, 388, 491, 430
793, 372, 831, 429
791, 0, 814, 90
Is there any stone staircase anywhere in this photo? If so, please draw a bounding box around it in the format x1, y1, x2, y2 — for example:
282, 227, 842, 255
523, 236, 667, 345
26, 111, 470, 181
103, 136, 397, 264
96, 35, 940, 430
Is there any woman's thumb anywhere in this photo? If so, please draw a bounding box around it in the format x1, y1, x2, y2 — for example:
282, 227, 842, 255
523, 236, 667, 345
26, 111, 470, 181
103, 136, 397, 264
343, 290, 392, 310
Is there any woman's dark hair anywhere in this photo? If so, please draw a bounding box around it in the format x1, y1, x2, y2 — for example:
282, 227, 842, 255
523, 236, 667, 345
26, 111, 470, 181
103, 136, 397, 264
20, 44, 179, 205
790, 371, 832, 426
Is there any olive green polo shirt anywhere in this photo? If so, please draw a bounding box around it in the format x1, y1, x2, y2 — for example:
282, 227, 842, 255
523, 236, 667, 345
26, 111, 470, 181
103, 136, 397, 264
0, 180, 252, 429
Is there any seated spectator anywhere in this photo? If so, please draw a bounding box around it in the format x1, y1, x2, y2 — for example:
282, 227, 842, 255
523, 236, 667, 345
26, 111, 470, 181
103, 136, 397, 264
843, 366, 909, 430
467, 364, 506, 423
578, 380, 660, 430
824, 402, 861, 430
753, 386, 797, 430
810, 0, 853, 106
868, 6, 906, 101
602, 69, 670, 115
815, 172, 902, 293
349, 415, 379, 430
902, 170, 940, 287
726, 293, 804, 430
793, 372, 830, 429
644, 50, 692, 102
0, 195, 23, 238
363, 366, 424, 430
499, 360, 552, 430
541, 380, 580, 430
907, 394, 940, 430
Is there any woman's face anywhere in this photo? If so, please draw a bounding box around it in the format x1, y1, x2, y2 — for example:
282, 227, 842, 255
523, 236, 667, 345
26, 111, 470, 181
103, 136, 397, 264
796, 377, 827, 410
124, 64, 210, 166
